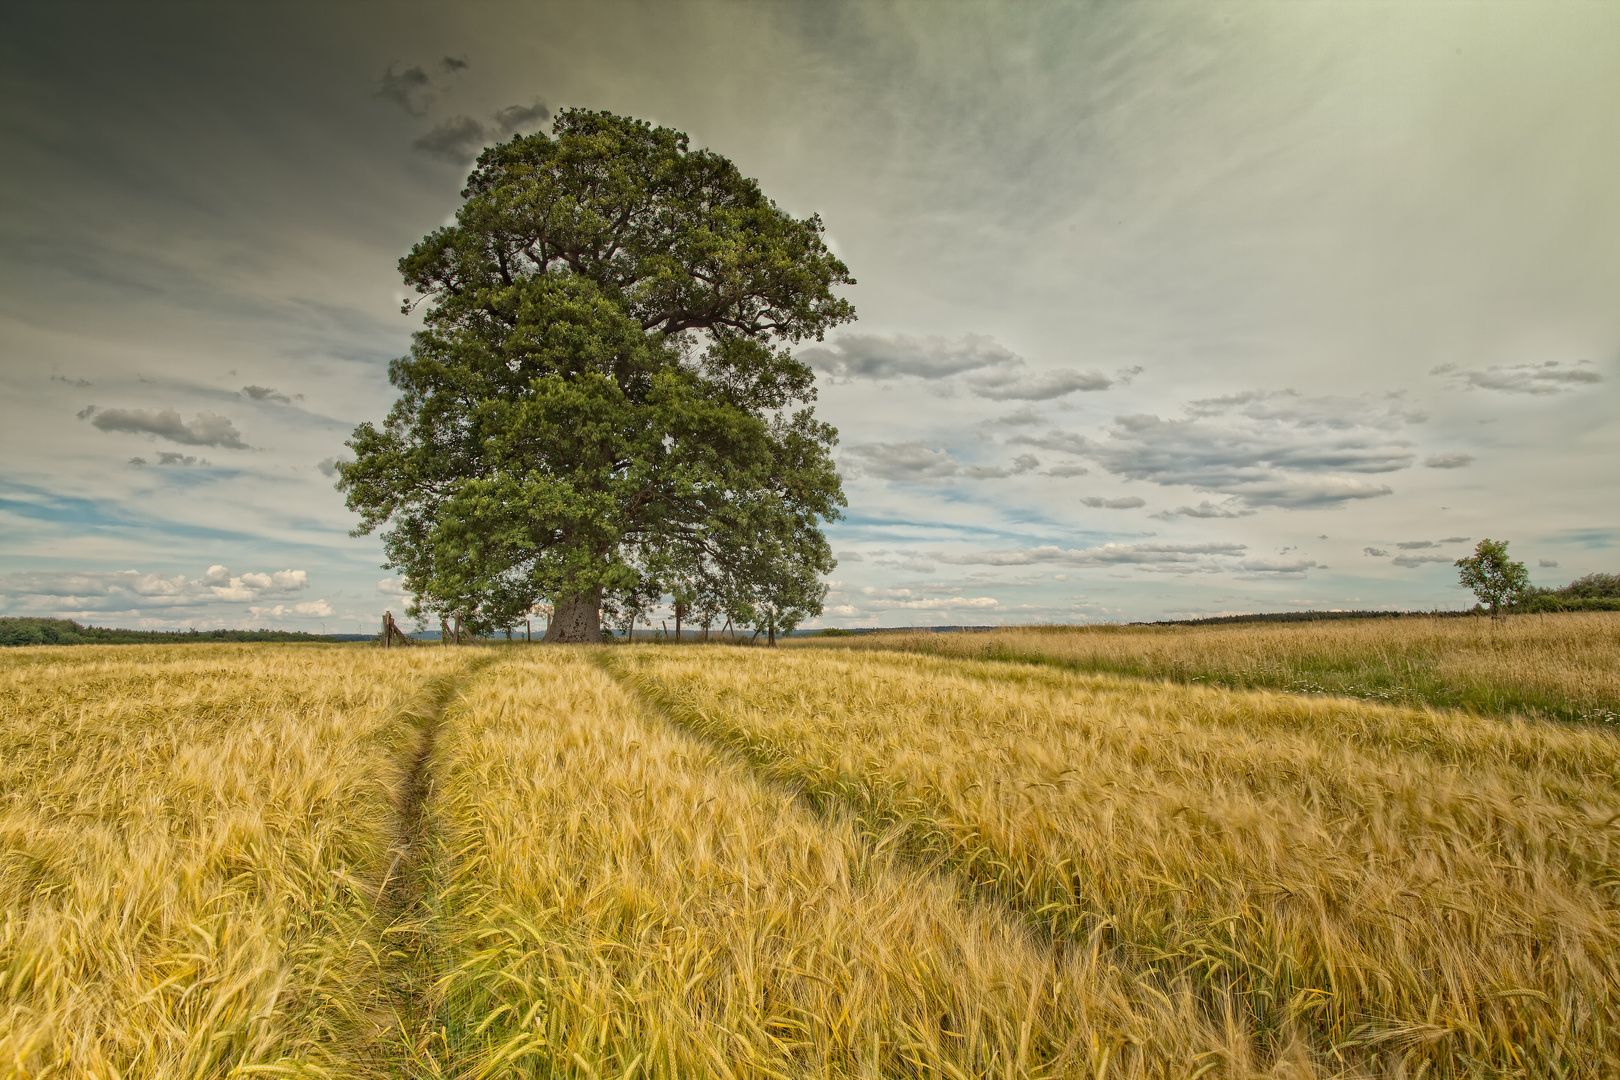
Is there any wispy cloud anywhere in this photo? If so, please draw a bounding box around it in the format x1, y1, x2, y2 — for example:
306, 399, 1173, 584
1079, 496, 1145, 509
129, 451, 211, 467
1392, 552, 1455, 567
1431, 360, 1603, 395
801, 332, 1112, 401
1423, 451, 1474, 468
935, 540, 1247, 573
1235, 557, 1322, 579
241, 384, 302, 404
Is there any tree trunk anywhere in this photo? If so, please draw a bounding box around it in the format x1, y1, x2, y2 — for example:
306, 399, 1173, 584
767, 623, 776, 647
544, 591, 602, 642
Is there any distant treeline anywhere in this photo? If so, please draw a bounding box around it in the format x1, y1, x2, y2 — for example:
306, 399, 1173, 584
0, 617, 350, 647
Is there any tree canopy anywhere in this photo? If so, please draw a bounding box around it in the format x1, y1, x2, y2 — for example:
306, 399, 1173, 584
340, 110, 854, 641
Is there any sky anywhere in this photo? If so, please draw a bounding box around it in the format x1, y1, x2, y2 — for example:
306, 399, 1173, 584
2, 1, 1616, 632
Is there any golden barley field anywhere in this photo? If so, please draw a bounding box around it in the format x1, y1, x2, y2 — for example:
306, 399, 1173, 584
0, 644, 471, 1075
613, 645, 1620, 1079
793, 612, 1620, 731
793, 612, 1620, 726
2, 631, 1618, 1079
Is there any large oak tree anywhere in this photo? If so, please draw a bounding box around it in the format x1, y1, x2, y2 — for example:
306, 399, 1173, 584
340, 110, 853, 641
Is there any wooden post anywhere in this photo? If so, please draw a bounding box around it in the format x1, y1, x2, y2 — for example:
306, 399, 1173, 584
382, 611, 410, 647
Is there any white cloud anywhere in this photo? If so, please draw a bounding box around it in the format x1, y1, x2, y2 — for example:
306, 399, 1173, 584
250, 599, 333, 619
0, 565, 310, 613
1431, 360, 1602, 395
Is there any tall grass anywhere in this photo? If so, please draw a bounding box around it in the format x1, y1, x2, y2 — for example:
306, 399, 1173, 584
792, 613, 1620, 724
0, 643, 466, 1076
613, 645, 1620, 1078
422, 649, 1268, 1078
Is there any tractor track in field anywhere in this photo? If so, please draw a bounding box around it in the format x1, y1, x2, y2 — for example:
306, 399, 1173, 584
589, 651, 1083, 961
358, 652, 500, 1079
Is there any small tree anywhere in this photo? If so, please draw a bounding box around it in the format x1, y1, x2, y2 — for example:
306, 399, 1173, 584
1455, 538, 1529, 617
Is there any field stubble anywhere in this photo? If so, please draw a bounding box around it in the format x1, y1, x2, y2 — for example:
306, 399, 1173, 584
613, 645, 1620, 1078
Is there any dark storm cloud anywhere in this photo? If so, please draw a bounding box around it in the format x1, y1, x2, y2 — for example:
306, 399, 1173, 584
801, 333, 1112, 401
412, 116, 489, 164
1430, 360, 1603, 395
492, 100, 550, 135
377, 64, 432, 115
441, 55, 469, 73
412, 100, 551, 165
80, 406, 247, 449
